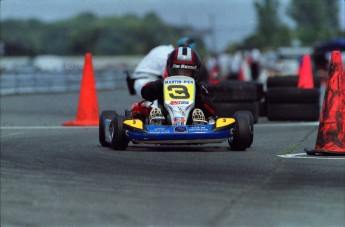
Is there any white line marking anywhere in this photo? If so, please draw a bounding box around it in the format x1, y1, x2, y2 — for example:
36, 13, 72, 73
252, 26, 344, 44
0, 126, 97, 130
256, 122, 319, 128
278, 153, 345, 160
0, 132, 26, 138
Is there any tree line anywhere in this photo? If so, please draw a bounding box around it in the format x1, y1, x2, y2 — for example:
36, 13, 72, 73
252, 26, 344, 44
1, 12, 204, 56
237, 0, 343, 51
1, 0, 343, 56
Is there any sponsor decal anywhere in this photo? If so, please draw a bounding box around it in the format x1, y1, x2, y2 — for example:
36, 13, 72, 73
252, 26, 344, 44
178, 106, 186, 116
165, 80, 182, 84
174, 126, 187, 132
181, 64, 197, 69
170, 101, 189, 105
171, 64, 197, 70
173, 117, 186, 125
150, 126, 171, 134
164, 80, 193, 84
188, 126, 209, 132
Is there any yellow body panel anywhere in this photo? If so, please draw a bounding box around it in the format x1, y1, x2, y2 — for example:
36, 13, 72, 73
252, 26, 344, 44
216, 118, 235, 128
123, 119, 144, 130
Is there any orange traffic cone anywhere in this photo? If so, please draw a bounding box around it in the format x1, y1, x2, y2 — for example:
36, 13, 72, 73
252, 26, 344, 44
238, 67, 245, 81
63, 53, 99, 126
305, 51, 345, 155
298, 55, 314, 89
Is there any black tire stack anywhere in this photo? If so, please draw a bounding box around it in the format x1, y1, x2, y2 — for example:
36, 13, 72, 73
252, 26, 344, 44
207, 81, 264, 123
265, 75, 321, 121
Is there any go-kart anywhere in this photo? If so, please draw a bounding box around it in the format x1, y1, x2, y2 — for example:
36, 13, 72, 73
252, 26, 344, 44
99, 76, 254, 151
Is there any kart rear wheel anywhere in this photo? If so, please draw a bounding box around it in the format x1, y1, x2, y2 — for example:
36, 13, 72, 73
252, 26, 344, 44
229, 117, 251, 151
234, 111, 254, 146
110, 115, 129, 150
99, 110, 117, 147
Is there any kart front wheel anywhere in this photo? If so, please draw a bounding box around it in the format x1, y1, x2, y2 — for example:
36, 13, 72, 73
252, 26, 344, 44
99, 110, 117, 147
229, 117, 251, 151
234, 111, 254, 146
110, 115, 129, 150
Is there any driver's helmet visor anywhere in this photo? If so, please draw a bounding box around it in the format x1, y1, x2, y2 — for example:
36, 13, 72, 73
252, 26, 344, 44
170, 65, 196, 77
171, 68, 193, 77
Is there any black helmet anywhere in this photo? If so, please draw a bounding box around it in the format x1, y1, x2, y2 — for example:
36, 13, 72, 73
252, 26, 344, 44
167, 47, 201, 79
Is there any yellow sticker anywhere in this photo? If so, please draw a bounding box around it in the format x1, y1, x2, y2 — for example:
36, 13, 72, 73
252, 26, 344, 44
163, 77, 195, 102
216, 118, 235, 128
124, 119, 143, 130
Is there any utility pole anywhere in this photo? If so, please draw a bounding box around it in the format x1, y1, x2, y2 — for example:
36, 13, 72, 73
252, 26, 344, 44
209, 14, 217, 53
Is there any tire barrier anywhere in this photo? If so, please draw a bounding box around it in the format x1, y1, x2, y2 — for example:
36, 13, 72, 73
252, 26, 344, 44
207, 81, 263, 123
266, 103, 320, 121
207, 81, 258, 102
265, 86, 320, 121
265, 54, 323, 122
266, 87, 320, 104
267, 75, 322, 89
213, 102, 260, 123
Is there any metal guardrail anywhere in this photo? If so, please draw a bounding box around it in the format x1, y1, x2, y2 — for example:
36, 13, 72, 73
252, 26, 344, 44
0, 69, 129, 96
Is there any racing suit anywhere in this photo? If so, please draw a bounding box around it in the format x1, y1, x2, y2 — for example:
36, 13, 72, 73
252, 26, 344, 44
132, 45, 174, 98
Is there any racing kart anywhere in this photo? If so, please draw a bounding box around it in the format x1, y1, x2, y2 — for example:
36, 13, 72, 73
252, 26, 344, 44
99, 76, 254, 151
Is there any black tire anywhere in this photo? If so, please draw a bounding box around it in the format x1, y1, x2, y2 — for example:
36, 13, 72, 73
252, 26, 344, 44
267, 103, 320, 121
266, 87, 320, 104
214, 101, 259, 124
110, 115, 129, 150
234, 111, 254, 146
267, 75, 298, 88
99, 110, 117, 147
251, 81, 265, 101
229, 117, 251, 151
267, 75, 321, 88
314, 76, 322, 88
259, 98, 267, 116
207, 81, 258, 102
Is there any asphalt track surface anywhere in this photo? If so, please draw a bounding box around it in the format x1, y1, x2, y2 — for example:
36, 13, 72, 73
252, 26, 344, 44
1, 89, 344, 227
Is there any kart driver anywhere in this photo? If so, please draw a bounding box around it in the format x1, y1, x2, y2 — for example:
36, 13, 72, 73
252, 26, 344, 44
129, 37, 196, 98
141, 47, 216, 124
